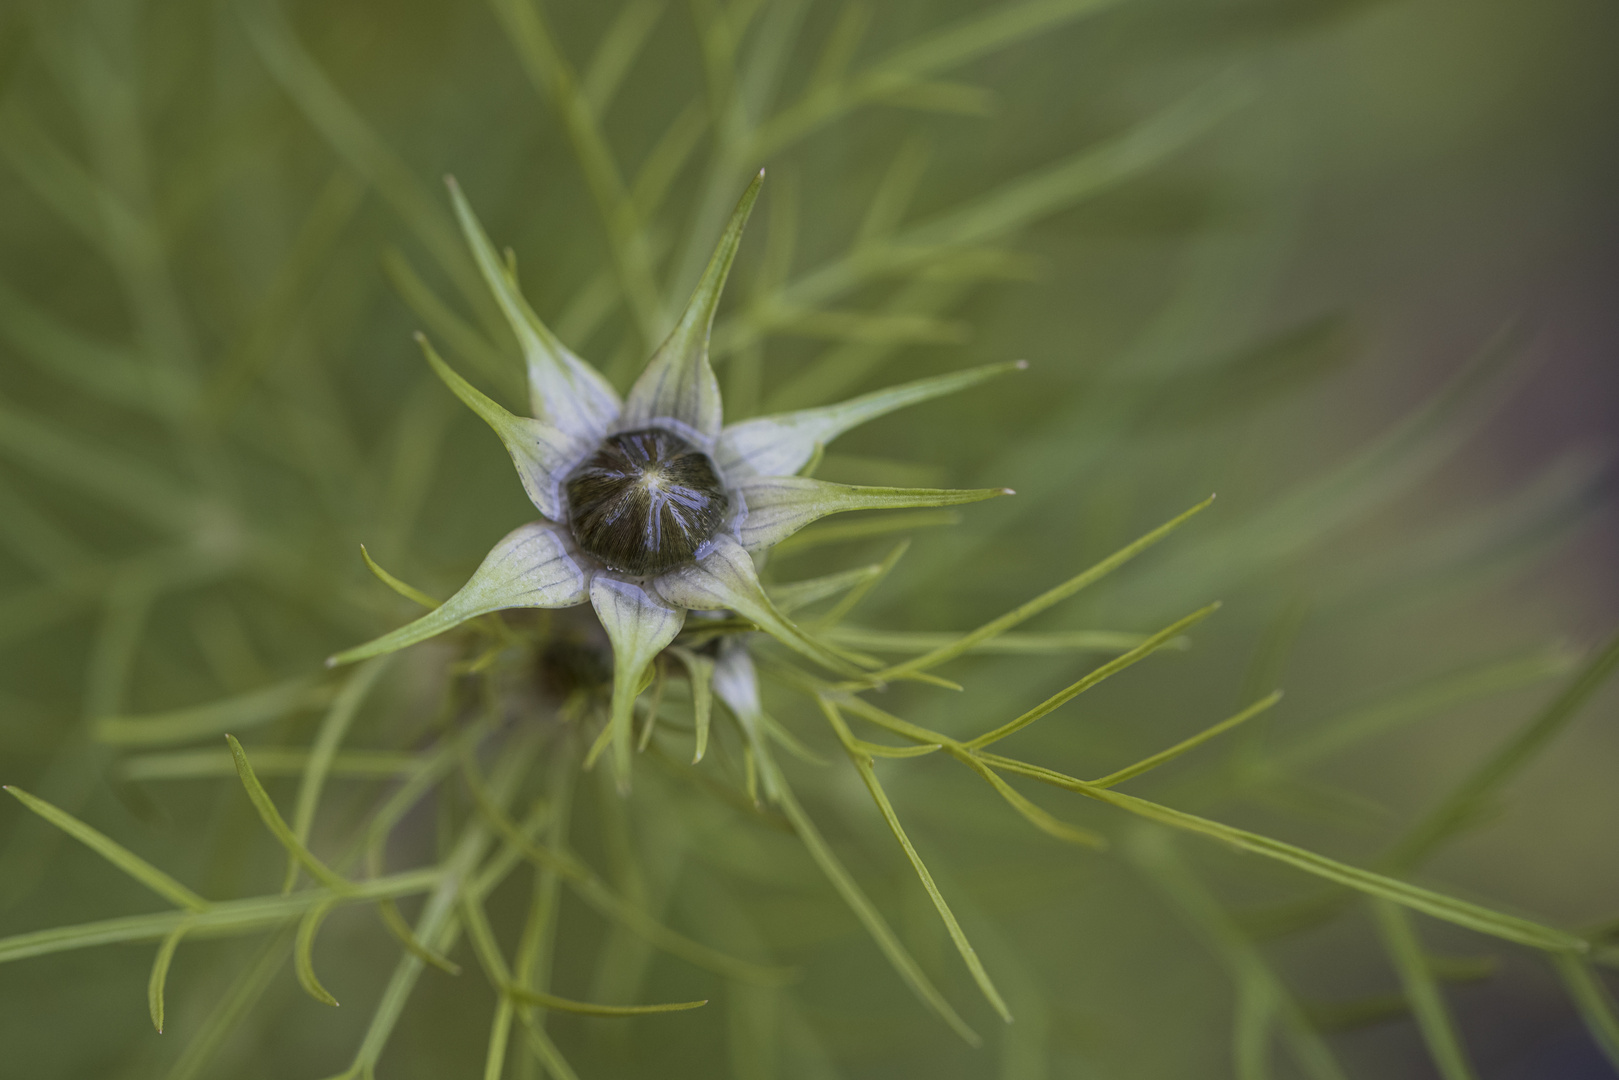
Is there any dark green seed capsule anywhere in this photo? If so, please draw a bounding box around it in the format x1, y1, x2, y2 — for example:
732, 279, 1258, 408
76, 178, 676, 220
564, 428, 729, 576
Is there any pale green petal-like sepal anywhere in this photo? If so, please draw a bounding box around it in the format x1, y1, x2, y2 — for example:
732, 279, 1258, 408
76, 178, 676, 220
420, 335, 584, 519
654, 534, 861, 677
621, 172, 763, 440
328, 523, 587, 666
711, 639, 763, 733
716, 361, 1025, 479
590, 577, 686, 791
733, 477, 1012, 552
446, 178, 621, 441
711, 639, 778, 799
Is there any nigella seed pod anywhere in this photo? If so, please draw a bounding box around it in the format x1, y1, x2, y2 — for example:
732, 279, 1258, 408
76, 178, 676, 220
564, 428, 730, 576
332, 172, 1014, 793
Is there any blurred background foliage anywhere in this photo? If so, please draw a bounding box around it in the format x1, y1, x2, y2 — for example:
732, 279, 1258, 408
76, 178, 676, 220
0, 0, 1616, 1077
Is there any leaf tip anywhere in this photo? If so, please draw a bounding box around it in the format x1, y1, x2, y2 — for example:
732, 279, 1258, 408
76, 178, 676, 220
1014, 359, 1030, 370
1000, 488, 1016, 496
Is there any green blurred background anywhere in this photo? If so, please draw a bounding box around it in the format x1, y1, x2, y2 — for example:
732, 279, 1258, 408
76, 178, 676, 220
0, 0, 1616, 1077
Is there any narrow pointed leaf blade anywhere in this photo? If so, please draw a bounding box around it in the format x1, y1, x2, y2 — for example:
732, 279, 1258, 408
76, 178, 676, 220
329, 523, 587, 666
760, 749, 981, 1046
225, 736, 353, 894
769, 564, 883, 614
590, 577, 686, 791
285, 657, 392, 892
3, 786, 209, 911
623, 172, 763, 438
734, 476, 1011, 552
446, 177, 620, 439
963, 603, 1220, 748
147, 921, 192, 1033
821, 702, 1013, 1021
957, 752, 1107, 848
982, 755, 1589, 952
1371, 900, 1480, 1080
824, 627, 1156, 655
420, 334, 583, 518
504, 985, 707, 1016
880, 495, 1215, 679
716, 361, 1024, 478
1091, 690, 1282, 788
360, 545, 439, 608
668, 646, 716, 763
294, 899, 342, 1007
1551, 953, 1619, 1068
95, 676, 324, 747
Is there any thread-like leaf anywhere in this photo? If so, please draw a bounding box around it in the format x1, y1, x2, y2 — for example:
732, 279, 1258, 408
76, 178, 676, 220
459, 752, 789, 984
668, 646, 716, 763
1388, 626, 1619, 871
1371, 900, 1479, 1080
285, 657, 390, 892
757, 744, 981, 1045
877, 495, 1215, 680
504, 985, 707, 1016
94, 677, 325, 747
819, 540, 910, 627
982, 755, 1587, 952
119, 748, 420, 783
951, 750, 1107, 849
376, 898, 463, 976
360, 545, 439, 608
0, 869, 440, 964
827, 627, 1165, 656
295, 897, 342, 1007
768, 564, 885, 615
225, 736, 353, 893
1271, 649, 1577, 771
238, 0, 497, 328
821, 697, 1014, 1021
147, 920, 193, 1033
772, 509, 962, 552
1091, 691, 1282, 788
965, 604, 1219, 748
3, 786, 209, 911
1551, 953, 1619, 1069
1130, 829, 1349, 1080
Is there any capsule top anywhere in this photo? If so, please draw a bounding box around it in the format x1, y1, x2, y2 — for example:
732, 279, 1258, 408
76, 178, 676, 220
564, 428, 729, 576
